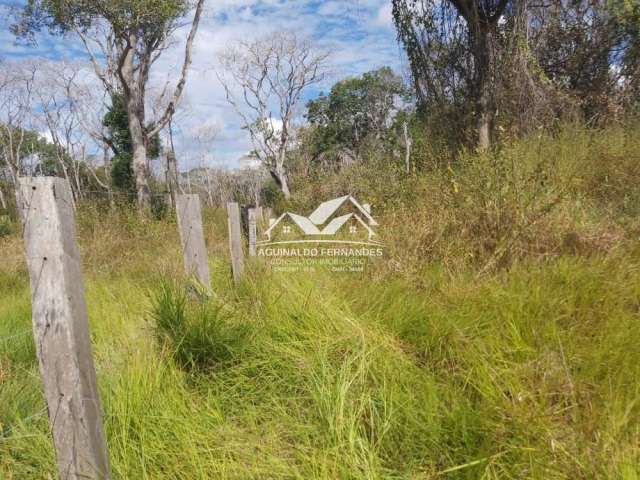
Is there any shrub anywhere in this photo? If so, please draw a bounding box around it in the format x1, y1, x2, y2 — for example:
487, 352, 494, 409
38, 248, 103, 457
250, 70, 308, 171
151, 282, 251, 372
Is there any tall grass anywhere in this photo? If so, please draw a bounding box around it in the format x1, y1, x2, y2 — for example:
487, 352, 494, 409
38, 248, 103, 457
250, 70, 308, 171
347, 253, 640, 478
151, 282, 252, 372
0, 123, 638, 478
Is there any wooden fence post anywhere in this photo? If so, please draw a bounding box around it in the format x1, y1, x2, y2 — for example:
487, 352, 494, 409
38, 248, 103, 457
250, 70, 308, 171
19, 177, 110, 480
176, 194, 211, 290
227, 202, 244, 283
248, 208, 257, 257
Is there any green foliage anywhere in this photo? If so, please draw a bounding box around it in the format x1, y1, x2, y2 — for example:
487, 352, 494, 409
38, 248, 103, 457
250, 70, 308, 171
12, 0, 190, 45
260, 178, 286, 209
109, 152, 135, 193
304, 67, 408, 169
0, 123, 71, 176
391, 0, 475, 135
103, 93, 161, 193
103, 94, 135, 192
149, 193, 169, 220
611, 0, 640, 111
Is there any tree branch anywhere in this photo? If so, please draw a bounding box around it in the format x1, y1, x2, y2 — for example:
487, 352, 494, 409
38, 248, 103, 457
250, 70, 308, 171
148, 0, 205, 137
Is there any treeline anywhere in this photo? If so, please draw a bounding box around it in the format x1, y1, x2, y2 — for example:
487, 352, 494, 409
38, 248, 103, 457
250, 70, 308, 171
393, 0, 640, 148
1, 0, 639, 215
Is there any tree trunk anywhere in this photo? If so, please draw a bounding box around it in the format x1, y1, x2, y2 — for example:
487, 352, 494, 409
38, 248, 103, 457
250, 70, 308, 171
127, 101, 150, 208
166, 149, 179, 207
121, 36, 151, 209
271, 163, 291, 200
5, 163, 24, 222
403, 121, 412, 173
14, 181, 25, 224
473, 25, 493, 151
279, 172, 291, 200
205, 175, 214, 207
273, 149, 291, 199
54, 153, 77, 210
254, 184, 260, 207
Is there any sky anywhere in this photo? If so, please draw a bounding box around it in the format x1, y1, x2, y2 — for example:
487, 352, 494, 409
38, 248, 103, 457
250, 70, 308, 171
0, 0, 406, 170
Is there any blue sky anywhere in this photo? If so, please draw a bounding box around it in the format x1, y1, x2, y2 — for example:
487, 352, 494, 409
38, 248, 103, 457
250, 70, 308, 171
0, 0, 405, 170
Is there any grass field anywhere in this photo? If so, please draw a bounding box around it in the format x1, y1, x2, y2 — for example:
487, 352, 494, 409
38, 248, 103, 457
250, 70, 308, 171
1, 125, 639, 479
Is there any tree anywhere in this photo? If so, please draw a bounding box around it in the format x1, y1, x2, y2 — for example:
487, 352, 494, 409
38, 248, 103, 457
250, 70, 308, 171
13, 0, 205, 208
530, 1, 639, 122
217, 31, 329, 199
102, 92, 160, 194
34, 60, 94, 204
0, 61, 35, 211
618, 1, 640, 111
393, 0, 640, 146
0, 60, 109, 210
306, 67, 407, 169
393, 0, 510, 150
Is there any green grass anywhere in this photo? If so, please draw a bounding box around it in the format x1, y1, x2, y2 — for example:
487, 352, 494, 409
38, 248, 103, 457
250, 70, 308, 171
1, 255, 637, 479
0, 124, 639, 478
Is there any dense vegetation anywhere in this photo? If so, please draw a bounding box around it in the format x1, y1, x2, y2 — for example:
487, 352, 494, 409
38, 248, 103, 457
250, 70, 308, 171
1, 123, 638, 478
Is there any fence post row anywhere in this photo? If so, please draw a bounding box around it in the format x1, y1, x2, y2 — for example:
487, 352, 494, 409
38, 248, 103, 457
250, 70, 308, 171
176, 194, 211, 290
227, 202, 245, 283
19, 177, 111, 480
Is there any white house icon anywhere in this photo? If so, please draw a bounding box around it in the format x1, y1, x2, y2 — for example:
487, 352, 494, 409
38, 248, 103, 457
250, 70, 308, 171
264, 195, 378, 241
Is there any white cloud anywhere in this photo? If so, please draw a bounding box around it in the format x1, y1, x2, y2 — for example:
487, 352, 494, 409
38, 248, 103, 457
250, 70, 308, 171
375, 3, 394, 28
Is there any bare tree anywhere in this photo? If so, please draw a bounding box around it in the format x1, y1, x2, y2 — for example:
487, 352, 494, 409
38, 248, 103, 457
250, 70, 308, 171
26, 60, 117, 206
34, 61, 86, 206
217, 32, 329, 199
14, 0, 206, 208
68, 69, 116, 201
1, 59, 118, 212
0, 61, 38, 212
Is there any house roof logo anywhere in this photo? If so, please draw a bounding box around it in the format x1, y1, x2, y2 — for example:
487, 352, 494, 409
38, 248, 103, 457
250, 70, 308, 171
259, 195, 383, 247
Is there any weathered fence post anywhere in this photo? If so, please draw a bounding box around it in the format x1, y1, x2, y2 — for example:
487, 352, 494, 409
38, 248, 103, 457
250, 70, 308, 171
227, 202, 244, 283
176, 194, 211, 290
248, 208, 257, 257
19, 177, 110, 480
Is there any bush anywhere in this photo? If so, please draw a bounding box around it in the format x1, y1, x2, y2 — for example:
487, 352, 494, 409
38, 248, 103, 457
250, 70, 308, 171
151, 282, 252, 372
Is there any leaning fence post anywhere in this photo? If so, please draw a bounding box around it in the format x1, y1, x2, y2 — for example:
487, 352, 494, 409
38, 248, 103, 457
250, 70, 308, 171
227, 202, 244, 283
19, 177, 111, 480
248, 208, 257, 257
176, 194, 211, 290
